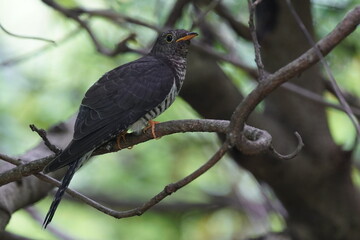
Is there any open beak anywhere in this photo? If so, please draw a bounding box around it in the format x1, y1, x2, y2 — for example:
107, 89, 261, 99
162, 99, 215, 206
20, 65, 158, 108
176, 32, 198, 42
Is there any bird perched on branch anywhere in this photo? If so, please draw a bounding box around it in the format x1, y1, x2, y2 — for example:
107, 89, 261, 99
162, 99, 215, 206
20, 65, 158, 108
42, 29, 198, 228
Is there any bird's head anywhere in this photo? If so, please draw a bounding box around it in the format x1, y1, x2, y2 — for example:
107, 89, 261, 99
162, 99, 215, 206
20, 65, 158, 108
150, 29, 198, 59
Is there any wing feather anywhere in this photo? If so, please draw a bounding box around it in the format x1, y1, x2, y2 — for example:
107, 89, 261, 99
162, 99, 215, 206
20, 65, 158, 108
45, 55, 175, 172
74, 55, 174, 140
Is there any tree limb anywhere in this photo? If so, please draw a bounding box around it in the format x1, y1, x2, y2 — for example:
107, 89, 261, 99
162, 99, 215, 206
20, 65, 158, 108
228, 5, 360, 149
0, 119, 230, 186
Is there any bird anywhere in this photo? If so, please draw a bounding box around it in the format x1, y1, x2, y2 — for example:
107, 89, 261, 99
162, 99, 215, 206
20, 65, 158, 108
42, 29, 198, 228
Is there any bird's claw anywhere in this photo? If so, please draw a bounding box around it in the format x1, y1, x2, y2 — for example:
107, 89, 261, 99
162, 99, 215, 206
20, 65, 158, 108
143, 120, 160, 139
116, 130, 128, 149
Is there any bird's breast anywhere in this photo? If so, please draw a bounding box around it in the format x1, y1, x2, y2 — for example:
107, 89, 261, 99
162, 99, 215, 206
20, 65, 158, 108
129, 80, 178, 133
170, 57, 187, 90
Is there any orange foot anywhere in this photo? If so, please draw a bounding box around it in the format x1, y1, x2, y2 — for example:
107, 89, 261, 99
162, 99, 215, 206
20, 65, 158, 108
116, 130, 128, 149
143, 120, 160, 139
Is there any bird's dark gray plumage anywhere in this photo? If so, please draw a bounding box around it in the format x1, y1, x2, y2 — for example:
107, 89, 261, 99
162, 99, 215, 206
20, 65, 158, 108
42, 29, 197, 228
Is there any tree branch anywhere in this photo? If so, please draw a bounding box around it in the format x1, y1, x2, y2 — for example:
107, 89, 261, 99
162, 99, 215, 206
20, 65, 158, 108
269, 132, 304, 160
40, 0, 360, 123
0, 120, 233, 221
0, 119, 229, 186
286, 0, 360, 140
1, 27, 81, 67
164, 0, 193, 28
247, 0, 266, 80
0, 22, 55, 44
228, 5, 360, 150
29, 124, 61, 154
213, 2, 251, 40
73, 8, 162, 32
41, 0, 138, 56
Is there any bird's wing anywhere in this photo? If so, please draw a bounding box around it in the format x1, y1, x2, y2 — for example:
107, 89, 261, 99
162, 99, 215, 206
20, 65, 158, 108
45, 55, 175, 172
76, 56, 174, 139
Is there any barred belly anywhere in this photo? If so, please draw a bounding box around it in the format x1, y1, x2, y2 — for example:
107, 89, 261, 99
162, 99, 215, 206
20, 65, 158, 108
130, 81, 178, 133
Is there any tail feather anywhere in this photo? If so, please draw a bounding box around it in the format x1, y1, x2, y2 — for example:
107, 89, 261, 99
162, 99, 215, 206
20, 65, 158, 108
43, 159, 79, 228
43, 150, 93, 228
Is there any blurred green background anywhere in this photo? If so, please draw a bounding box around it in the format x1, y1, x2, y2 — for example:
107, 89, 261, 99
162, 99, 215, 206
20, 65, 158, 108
1, 0, 359, 239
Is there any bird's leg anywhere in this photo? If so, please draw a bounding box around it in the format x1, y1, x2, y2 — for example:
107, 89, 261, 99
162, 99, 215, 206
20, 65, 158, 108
143, 120, 160, 139
116, 130, 128, 149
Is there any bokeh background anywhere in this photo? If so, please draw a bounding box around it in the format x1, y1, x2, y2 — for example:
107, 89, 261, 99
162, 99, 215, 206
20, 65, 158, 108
1, 0, 359, 239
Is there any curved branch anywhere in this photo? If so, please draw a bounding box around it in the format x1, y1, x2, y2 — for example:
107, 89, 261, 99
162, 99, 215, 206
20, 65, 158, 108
35, 141, 230, 220
228, 6, 360, 149
110, 140, 230, 219
235, 125, 272, 155
0, 22, 55, 44
269, 132, 304, 160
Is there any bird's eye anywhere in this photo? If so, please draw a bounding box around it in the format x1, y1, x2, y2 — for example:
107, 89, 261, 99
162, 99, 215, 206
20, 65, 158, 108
165, 34, 173, 43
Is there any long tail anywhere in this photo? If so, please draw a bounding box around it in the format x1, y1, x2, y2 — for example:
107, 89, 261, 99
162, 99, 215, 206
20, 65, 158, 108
43, 159, 80, 228
43, 150, 93, 228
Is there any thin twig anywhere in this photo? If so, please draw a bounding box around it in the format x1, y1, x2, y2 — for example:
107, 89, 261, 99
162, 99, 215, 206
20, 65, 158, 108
29, 124, 61, 154
39, 141, 230, 219
269, 132, 304, 160
286, 0, 360, 140
75, 192, 232, 212
247, 0, 266, 80
109, 140, 230, 218
42, 0, 129, 56
1, 27, 81, 67
0, 22, 56, 44
76, 9, 162, 32
0, 153, 22, 165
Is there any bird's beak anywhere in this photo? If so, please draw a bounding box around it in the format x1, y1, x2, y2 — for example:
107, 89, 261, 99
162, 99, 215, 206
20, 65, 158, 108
176, 32, 198, 42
